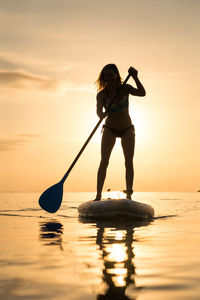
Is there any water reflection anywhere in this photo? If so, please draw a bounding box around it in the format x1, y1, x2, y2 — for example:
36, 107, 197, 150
95, 221, 150, 300
39, 218, 150, 299
39, 220, 63, 250
97, 226, 134, 299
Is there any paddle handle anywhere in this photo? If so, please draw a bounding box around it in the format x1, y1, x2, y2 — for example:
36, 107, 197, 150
60, 73, 131, 184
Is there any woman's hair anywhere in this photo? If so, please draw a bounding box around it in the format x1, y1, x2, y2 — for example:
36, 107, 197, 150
95, 64, 123, 91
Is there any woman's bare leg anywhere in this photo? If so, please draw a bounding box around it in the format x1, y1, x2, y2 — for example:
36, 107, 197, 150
121, 127, 135, 199
95, 128, 116, 200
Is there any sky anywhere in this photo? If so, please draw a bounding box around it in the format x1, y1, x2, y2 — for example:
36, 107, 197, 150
0, 0, 199, 193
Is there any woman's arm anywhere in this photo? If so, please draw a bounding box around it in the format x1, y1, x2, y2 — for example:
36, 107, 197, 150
96, 92, 107, 119
127, 67, 146, 97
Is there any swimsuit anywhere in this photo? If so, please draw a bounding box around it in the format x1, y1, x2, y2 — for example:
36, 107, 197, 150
103, 89, 134, 138
108, 99, 129, 113
103, 124, 135, 138
104, 88, 129, 113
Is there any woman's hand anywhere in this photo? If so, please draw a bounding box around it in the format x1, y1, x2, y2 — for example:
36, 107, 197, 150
97, 111, 107, 119
127, 66, 146, 96
128, 66, 138, 78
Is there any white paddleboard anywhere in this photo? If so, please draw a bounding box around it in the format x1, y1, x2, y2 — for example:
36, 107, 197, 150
78, 198, 154, 221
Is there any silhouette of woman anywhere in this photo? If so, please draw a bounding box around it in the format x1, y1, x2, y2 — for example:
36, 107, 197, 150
95, 64, 146, 201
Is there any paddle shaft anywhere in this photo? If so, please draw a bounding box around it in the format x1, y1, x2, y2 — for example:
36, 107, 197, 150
60, 73, 131, 184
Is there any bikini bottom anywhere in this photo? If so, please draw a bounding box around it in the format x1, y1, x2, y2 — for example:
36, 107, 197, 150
103, 124, 135, 138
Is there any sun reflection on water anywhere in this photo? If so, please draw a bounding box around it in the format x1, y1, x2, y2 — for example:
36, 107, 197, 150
107, 243, 127, 263
39, 218, 152, 299
96, 227, 137, 299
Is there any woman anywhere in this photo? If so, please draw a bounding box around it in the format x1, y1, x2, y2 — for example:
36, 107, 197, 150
95, 64, 146, 201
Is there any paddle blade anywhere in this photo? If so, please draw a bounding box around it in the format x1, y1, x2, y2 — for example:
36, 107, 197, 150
39, 181, 63, 213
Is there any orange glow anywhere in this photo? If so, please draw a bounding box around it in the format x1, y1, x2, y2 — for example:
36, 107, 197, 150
0, 1, 199, 192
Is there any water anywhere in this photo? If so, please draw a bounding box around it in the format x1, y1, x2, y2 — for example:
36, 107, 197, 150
0, 191, 200, 300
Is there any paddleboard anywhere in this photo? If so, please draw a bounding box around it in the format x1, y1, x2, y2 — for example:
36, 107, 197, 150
78, 198, 154, 221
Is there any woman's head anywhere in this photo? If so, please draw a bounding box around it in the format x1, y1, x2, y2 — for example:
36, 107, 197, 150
96, 64, 122, 91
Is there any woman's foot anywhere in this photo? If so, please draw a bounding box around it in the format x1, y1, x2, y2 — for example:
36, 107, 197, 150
123, 189, 133, 200
93, 194, 101, 201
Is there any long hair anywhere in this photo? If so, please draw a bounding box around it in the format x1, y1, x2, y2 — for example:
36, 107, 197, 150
95, 64, 123, 91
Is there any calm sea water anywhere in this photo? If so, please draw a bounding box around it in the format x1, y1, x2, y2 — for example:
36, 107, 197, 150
0, 191, 200, 300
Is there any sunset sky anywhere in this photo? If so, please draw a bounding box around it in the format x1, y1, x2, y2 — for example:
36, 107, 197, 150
0, 0, 199, 193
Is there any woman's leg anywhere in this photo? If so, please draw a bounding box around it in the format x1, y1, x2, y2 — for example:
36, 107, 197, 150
95, 128, 116, 200
121, 127, 135, 199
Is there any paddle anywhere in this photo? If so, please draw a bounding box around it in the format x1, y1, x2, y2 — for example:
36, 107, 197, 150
39, 72, 131, 213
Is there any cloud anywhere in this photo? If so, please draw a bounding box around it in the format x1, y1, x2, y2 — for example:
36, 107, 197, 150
0, 134, 43, 151
0, 70, 58, 90
0, 57, 18, 70
0, 54, 97, 95
0, 53, 97, 94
